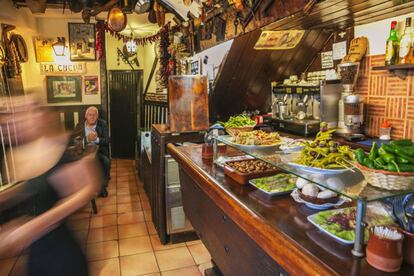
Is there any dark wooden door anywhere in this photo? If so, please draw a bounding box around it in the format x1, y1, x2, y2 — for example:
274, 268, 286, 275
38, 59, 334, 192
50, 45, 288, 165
109, 70, 143, 159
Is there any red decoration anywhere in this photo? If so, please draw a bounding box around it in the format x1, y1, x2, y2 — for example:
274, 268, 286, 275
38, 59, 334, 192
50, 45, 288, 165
96, 21, 169, 49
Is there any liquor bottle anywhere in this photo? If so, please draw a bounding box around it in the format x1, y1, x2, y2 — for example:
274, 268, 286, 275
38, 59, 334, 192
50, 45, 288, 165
399, 17, 414, 64
385, 21, 399, 65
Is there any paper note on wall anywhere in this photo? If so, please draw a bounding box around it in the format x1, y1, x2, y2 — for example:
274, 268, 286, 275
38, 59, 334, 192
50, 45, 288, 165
321, 51, 334, 69
333, 41, 347, 60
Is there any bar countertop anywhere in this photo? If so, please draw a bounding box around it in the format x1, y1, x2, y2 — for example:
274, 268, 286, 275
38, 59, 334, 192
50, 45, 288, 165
167, 143, 414, 276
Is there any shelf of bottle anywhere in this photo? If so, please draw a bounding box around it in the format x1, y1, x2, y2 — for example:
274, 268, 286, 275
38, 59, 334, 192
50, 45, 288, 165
372, 64, 414, 71
372, 64, 414, 79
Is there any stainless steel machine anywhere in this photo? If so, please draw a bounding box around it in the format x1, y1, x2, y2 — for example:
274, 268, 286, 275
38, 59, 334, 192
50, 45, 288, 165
336, 62, 365, 139
165, 155, 193, 235
270, 81, 341, 135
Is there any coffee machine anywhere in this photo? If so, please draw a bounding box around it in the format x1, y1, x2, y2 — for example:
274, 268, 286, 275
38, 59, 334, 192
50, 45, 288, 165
336, 62, 365, 139
270, 83, 321, 135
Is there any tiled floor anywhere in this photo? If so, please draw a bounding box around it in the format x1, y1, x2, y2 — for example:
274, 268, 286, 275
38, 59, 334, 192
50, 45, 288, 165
1, 159, 213, 276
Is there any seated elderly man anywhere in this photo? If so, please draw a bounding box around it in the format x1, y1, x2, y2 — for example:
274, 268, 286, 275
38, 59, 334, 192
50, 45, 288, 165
73, 106, 110, 197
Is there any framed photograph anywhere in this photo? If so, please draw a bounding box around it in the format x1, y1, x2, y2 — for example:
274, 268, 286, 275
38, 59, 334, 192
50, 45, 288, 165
84, 76, 99, 95
33, 37, 54, 62
46, 76, 82, 103
190, 60, 199, 75
68, 23, 96, 61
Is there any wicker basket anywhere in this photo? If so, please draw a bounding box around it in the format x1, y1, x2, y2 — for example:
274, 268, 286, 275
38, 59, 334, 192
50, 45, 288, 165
355, 162, 414, 190
226, 126, 254, 137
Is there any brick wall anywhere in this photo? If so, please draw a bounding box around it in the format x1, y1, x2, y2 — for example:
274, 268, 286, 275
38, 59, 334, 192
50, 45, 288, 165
356, 54, 414, 139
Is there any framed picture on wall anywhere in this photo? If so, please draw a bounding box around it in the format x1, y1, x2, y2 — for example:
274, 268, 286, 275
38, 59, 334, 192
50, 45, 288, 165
46, 76, 82, 103
68, 23, 96, 61
190, 60, 199, 75
84, 76, 99, 95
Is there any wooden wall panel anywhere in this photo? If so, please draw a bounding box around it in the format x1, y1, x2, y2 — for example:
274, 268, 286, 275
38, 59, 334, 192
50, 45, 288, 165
210, 29, 331, 121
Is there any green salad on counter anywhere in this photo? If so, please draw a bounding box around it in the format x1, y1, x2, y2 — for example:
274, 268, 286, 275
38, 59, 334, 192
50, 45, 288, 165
251, 173, 297, 193
313, 207, 395, 242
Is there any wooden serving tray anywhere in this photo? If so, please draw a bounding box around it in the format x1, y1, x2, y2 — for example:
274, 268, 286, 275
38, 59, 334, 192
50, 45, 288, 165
224, 165, 279, 185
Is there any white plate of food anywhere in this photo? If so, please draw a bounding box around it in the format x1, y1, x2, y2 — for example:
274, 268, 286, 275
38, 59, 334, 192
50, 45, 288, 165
280, 153, 351, 175
279, 138, 307, 153
307, 204, 395, 244
290, 188, 347, 210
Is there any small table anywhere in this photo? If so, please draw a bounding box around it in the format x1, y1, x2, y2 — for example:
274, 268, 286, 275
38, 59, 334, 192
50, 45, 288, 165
67, 144, 100, 214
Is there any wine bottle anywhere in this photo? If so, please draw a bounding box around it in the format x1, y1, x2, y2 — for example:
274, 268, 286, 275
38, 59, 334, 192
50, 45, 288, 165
385, 21, 399, 65
399, 17, 414, 64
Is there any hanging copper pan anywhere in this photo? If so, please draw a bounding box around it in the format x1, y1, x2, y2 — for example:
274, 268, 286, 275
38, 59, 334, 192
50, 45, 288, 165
107, 6, 127, 32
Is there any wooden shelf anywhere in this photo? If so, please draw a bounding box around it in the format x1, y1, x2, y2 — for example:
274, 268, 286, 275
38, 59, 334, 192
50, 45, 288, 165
372, 64, 414, 79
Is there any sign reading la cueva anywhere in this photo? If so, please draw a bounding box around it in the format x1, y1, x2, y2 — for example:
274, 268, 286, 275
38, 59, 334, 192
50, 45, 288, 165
40, 62, 86, 74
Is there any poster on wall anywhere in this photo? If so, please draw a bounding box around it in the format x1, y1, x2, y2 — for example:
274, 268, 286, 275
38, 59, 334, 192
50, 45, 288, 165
190, 60, 200, 75
84, 76, 99, 95
254, 30, 305, 50
46, 76, 82, 103
33, 37, 54, 62
68, 23, 96, 61
321, 51, 334, 69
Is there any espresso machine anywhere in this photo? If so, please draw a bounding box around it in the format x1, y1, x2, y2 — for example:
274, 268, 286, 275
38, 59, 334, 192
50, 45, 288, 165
270, 84, 321, 135
336, 62, 365, 139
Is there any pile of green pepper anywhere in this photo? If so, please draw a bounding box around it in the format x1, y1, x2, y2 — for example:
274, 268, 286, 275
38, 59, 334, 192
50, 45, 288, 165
355, 139, 414, 172
218, 114, 256, 129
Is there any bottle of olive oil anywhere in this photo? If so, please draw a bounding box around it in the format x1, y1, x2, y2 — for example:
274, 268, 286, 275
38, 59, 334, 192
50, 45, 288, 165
399, 17, 414, 64
385, 21, 399, 65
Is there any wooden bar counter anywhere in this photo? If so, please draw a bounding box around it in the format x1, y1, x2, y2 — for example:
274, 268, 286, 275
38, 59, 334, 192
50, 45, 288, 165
167, 144, 414, 276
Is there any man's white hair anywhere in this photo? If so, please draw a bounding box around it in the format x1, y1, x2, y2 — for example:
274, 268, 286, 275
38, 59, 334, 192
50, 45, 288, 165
85, 106, 99, 116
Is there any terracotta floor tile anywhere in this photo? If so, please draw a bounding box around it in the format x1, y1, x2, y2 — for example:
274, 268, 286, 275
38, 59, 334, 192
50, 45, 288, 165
144, 209, 153, 222
118, 201, 142, 213
117, 171, 135, 177
0, 258, 16, 276
188, 243, 211, 265
118, 194, 139, 204
161, 266, 201, 276
88, 226, 118, 243
119, 236, 153, 256
150, 235, 186, 251
141, 273, 161, 276
90, 214, 117, 228
117, 181, 133, 188
9, 254, 27, 276
68, 218, 90, 231
117, 175, 135, 182
88, 257, 120, 276
142, 200, 151, 210
155, 247, 195, 271
87, 240, 119, 261
198, 262, 214, 275
146, 221, 157, 235
139, 193, 150, 202
117, 187, 138, 195
74, 229, 89, 244
118, 211, 145, 225
95, 195, 117, 206
120, 252, 159, 276
185, 240, 201, 246
69, 209, 92, 220
118, 222, 148, 238
97, 204, 117, 215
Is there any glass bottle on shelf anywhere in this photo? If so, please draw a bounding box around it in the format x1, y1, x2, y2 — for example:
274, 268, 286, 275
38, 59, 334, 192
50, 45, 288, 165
385, 21, 399, 66
399, 17, 414, 64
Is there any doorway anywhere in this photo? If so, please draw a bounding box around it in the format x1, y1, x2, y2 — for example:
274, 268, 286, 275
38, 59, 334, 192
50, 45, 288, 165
109, 70, 143, 159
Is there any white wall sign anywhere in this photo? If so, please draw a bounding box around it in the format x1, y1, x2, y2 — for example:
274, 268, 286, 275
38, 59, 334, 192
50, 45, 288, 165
40, 63, 86, 74
321, 51, 334, 69
332, 41, 347, 60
